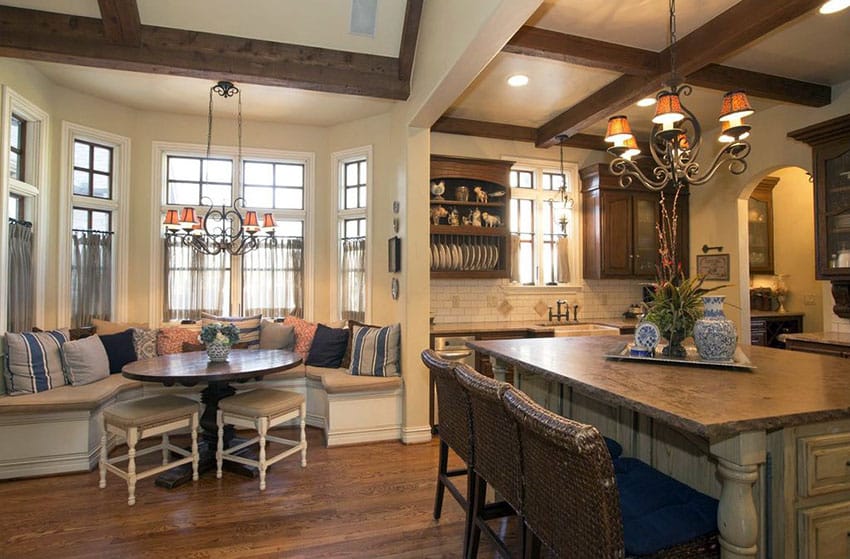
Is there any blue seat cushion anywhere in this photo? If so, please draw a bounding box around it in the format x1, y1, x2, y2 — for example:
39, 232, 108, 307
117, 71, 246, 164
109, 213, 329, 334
603, 436, 623, 460
615, 458, 718, 556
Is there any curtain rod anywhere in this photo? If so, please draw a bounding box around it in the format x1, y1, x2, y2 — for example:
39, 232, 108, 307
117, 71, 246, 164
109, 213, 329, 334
72, 228, 114, 235
8, 218, 32, 227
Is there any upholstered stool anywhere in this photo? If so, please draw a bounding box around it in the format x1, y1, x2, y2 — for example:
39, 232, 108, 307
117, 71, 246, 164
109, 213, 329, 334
99, 395, 199, 506
216, 388, 307, 490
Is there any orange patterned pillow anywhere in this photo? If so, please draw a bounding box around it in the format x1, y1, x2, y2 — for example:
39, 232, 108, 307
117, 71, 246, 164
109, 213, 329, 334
283, 316, 318, 359
156, 327, 201, 355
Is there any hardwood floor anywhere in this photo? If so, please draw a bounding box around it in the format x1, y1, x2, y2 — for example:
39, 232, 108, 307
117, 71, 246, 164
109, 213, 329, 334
0, 427, 523, 558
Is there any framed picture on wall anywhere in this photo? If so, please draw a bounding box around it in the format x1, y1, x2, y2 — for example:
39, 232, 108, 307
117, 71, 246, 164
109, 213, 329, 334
388, 236, 401, 273
696, 253, 730, 281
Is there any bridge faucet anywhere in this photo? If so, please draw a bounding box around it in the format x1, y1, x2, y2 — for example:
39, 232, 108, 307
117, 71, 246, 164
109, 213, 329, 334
548, 299, 569, 322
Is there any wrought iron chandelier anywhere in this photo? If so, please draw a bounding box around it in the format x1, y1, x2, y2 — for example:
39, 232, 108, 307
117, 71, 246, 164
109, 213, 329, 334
604, 0, 754, 191
163, 81, 276, 255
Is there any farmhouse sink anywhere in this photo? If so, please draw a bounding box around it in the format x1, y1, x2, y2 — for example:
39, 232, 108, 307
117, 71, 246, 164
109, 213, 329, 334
537, 323, 621, 337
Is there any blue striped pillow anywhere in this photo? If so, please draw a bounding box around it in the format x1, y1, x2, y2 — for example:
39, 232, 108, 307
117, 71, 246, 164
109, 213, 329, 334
5, 329, 71, 395
349, 324, 401, 377
201, 313, 262, 347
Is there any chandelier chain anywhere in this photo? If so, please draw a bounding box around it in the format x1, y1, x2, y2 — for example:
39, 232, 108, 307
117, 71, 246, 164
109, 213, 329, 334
669, 0, 678, 83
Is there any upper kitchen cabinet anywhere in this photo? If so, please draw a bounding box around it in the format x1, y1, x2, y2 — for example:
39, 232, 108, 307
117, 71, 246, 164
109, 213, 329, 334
748, 176, 779, 275
581, 163, 689, 280
789, 114, 850, 317
429, 155, 513, 279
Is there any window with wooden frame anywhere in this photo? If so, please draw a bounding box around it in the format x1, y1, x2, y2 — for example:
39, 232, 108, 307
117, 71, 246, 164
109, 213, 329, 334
335, 150, 369, 322
9, 113, 25, 181
73, 140, 113, 199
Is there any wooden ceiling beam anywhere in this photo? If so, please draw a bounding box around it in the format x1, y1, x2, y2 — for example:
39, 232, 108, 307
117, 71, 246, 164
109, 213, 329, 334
0, 5, 409, 100
535, 0, 824, 147
96, 0, 141, 47
503, 26, 659, 75
398, 0, 423, 82
503, 26, 831, 108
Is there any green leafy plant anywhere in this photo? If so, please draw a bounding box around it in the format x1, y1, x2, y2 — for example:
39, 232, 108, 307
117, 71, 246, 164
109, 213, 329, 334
199, 322, 240, 345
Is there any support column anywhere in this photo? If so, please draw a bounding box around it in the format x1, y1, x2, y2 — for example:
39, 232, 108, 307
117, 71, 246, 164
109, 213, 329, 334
710, 431, 767, 559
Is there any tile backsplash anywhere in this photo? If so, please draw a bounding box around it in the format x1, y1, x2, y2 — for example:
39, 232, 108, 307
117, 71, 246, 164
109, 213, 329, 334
430, 278, 645, 324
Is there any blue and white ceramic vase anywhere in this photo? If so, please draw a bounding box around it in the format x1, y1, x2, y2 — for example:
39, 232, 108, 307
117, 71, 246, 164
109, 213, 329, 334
693, 296, 737, 361
206, 342, 231, 362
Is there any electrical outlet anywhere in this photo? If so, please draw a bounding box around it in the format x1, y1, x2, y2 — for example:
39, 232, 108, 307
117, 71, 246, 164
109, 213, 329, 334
451, 295, 460, 308
804, 294, 816, 306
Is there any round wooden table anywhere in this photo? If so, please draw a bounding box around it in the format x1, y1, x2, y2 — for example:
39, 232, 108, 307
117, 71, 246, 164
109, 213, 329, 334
123, 349, 302, 487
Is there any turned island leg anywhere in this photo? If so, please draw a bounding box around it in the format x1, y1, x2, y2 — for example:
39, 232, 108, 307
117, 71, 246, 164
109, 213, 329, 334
710, 431, 766, 559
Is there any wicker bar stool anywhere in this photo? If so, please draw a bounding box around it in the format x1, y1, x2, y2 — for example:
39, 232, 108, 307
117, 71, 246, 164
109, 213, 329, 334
99, 395, 199, 506
454, 363, 526, 559
421, 349, 475, 557
216, 388, 307, 491
502, 387, 719, 558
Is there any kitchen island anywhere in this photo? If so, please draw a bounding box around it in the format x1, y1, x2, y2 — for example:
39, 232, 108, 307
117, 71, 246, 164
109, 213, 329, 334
469, 335, 850, 559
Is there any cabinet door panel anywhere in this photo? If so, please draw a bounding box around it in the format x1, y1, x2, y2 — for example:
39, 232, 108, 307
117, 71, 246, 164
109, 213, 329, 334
634, 194, 659, 277
601, 192, 633, 276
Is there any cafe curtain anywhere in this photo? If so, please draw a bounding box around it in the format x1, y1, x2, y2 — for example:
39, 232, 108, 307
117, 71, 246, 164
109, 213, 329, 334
556, 236, 571, 284
7, 219, 33, 332
510, 233, 521, 283
339, 237, 366, 322
163, 236, 229, 321
71, 230, 113, 328
242, 237, 304, 318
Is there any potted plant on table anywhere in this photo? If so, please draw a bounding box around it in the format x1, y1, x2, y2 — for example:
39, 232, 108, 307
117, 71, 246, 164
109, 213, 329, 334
199, 322, 240, 362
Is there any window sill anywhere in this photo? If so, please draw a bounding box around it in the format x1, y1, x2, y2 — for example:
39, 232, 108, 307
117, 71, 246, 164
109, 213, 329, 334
500, 284, 583, 295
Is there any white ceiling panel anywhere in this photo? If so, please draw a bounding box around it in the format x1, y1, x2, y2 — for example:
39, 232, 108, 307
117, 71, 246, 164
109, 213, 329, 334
0, 0, 99, 17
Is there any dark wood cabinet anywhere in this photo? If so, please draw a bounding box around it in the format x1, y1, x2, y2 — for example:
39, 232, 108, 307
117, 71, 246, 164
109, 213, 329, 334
748, 176, 778, 275
749, 312, 803, 348
581, 163, 689, 279
789, 115, 850, 318
430, 155, 513, 279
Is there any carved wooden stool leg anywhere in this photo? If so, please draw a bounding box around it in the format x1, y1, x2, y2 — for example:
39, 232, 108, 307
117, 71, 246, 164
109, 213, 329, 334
258, 416, 269, 491
126, 427, 139, 506
300, 402, 307, 467
216, 410, 224, 479
190, 412, 199, 481
99, 418, 107, 489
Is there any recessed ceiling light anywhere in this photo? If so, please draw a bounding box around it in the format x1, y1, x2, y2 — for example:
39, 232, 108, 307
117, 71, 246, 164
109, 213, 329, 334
636, 97, 657, 107
820, 0, 850, 14
507, 74, 529, 87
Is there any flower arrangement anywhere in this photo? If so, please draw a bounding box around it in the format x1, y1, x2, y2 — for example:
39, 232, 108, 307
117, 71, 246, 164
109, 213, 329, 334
199, 322, 240, 346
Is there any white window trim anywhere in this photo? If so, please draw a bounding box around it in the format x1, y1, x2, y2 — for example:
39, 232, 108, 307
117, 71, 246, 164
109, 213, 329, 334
503, 155, 582, 288
58, 121, 131, 327
1, 86, 49, 333
149, 141, 315, 325
330, 145, 373, 322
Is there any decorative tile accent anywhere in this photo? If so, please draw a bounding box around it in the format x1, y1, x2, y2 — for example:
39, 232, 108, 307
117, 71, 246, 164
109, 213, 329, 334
497, 300, 513, 316
534, 300, 549, 317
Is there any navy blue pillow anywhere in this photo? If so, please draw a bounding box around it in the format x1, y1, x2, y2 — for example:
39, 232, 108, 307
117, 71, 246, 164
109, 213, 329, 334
306, 324, 350, 368
98, 329, 138, 373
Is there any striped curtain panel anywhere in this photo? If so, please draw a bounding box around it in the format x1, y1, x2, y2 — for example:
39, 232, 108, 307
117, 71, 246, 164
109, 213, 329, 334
340, 237, 366, 322
556, 236, 571, 284
242, 237, 304, 318
163, 236, 229, 321
7, 220, 34, 332
71, 230, 113, 328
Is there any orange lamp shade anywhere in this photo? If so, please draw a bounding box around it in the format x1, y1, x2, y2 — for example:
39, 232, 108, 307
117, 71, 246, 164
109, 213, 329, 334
262, 213, 277, 230
718, 90, 753, 122
605, 115, 634, 144
652, 92, 685, 125
163, 209, 180, 229
191, 217, 204, 235
179, 207, 197, 228
243, 210, 260, 233
622, 136, 641, 160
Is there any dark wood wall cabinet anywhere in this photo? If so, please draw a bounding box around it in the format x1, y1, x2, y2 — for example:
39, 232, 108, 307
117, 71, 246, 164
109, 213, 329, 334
748, 176, 778, 275
789, 114, 850, 318
430, 155, 513, 279
749, 312, 803, 348
580, 163, 689, 279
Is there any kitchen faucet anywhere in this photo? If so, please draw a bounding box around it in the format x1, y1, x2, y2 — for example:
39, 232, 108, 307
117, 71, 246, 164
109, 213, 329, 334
548, 299, 569, 322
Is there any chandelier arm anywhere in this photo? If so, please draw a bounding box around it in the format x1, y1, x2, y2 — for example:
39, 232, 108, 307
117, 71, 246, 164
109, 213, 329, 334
610, 158, 669, 191
687, 141, 752, 186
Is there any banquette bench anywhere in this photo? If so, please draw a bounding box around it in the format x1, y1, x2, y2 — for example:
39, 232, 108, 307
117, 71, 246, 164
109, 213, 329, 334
0, 361, 403, 480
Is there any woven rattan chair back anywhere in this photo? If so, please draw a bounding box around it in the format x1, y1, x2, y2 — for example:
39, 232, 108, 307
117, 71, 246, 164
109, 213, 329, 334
454, 363, 523, 513
503, 387, 624, 559
421, 349, 471, 463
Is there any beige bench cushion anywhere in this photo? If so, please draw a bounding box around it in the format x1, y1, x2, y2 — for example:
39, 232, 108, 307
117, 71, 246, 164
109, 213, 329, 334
219, 388, 304, 418
0, 375, 143, 415
304, 365, 337, 382
261, 364, 306, 382
103, 395, 198, 430
321, 370, 402, 395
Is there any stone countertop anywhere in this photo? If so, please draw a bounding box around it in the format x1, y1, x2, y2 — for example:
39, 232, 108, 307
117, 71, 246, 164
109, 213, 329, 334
469, 335, 850, 443
751, 310, 805, 318
430, 318, 639, 335
784, 331, 850, 347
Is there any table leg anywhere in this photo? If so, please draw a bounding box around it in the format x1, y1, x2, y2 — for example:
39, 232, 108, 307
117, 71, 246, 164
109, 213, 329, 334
155, 382, 258, 488
710, 431, 766, 559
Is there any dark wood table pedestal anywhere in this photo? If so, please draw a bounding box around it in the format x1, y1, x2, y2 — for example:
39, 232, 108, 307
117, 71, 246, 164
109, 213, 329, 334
122, 350, 302, 489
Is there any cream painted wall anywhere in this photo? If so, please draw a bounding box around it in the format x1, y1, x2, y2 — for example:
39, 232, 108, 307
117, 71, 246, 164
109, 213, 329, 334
750, 167, 824, 333
689, 80, 850, 339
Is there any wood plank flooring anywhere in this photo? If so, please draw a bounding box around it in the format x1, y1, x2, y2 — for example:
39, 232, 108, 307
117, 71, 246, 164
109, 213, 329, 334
0, 427, 523, 558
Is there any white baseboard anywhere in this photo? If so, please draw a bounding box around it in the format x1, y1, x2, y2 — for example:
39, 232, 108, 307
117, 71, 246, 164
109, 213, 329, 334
402, 425, 433, 444
326, 425, 403, 447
